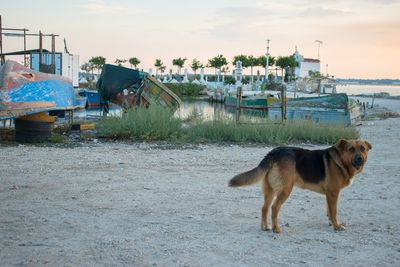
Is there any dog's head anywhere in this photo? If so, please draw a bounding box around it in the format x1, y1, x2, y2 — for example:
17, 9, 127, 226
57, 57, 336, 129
336, 139, 372, 174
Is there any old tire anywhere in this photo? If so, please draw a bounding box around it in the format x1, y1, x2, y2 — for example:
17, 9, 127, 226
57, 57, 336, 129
15, 119, 54, 143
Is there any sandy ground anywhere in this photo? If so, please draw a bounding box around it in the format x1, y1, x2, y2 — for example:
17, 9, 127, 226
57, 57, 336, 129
1, 99, 400, 267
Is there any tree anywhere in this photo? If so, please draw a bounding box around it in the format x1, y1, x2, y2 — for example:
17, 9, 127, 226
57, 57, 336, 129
275, 55, 298, 82
232, 55, 249, 68
308, 70, 322, 78
129, 57, 141, 69
172, 57, 187, 75
154, 59, 165, 78
257, 55, 275, 82
247, 55, 258, 84
115, 58, 127, 66
89, 56, 106, 74
208, 55, 228, 81
257, 55, 275, 68
190, 58, 203, 79
80, 62, 93, 73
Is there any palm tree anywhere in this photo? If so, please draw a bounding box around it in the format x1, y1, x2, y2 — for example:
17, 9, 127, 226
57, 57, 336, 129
275, 55, 298, 82
80, 62, 93, 73
154, 59, 165, 78
172, 57, 187, 75
128, 57, 141, 69
208, 55, 228, 82
257, 55, 275, 82
114, 58, 127, 66
190, 58, 203, 80
247, 55, 258, 84
88, 56, 106, 74
232, 55, 249, 68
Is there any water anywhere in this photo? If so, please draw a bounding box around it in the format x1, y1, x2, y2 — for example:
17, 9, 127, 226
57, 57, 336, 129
72, 100, 230, 121
72, 84, 400, 122
175, 98, 227, 120
336, 84, 400, 96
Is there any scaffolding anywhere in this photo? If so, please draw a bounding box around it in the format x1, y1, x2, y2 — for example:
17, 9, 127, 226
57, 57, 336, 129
0, 15, 59, 73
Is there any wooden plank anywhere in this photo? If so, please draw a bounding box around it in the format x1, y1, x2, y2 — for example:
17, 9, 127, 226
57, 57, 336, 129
71, 123, 96, 131
18, 112, 57, 123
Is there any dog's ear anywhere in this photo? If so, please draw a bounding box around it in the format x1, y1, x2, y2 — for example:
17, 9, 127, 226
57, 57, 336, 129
364, 141, 372, 150
336, 139, 348, 151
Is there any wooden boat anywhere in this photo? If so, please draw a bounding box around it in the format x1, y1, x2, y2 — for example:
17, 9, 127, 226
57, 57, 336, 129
0, 61, 81, 120
78, 89, 101, 107
224, 93, 278, 110
97, 64, 181, 111
268, 93, 362, 126
141, 76, 182, 110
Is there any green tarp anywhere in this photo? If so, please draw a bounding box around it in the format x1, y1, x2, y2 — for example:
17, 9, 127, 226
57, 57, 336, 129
96, 64, 145, 104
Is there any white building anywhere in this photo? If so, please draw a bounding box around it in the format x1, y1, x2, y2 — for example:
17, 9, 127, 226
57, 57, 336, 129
293, 48, 320, 78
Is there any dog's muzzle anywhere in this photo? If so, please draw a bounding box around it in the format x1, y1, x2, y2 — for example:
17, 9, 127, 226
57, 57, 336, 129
352, 155, 364, 168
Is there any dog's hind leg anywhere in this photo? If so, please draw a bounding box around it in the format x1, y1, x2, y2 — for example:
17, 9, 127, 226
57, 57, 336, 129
271, 184, 293, 233
261, 179, 274, 231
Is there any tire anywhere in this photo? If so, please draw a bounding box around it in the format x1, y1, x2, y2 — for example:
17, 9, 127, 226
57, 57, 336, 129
15, 119, 54, 143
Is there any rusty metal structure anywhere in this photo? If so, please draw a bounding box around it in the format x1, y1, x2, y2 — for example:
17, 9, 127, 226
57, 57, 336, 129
0, 15, 59, 73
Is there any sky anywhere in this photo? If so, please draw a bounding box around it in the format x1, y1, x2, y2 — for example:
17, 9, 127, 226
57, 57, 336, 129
1, 0, 400, 79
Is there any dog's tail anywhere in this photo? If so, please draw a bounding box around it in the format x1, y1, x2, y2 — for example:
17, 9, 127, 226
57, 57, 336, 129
229, 155, 273, 187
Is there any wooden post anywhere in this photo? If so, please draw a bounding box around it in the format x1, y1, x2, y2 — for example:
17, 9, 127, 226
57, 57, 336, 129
281, 85, 287, 123
0, 15, 3, 64
23, 28, 27, 66
236, 86, 242, 124
371, 93, 375, 108
51, 34, 56, 74
39, 31, 43, 69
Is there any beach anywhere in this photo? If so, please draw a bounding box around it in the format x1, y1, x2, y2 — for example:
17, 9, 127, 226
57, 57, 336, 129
1, 99, 399, 266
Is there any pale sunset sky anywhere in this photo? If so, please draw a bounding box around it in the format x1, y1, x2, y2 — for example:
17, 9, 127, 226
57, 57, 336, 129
2, 0, 400, 79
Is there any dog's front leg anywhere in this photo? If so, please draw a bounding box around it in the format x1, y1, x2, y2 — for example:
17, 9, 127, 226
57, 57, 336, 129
326, 191, 345, 231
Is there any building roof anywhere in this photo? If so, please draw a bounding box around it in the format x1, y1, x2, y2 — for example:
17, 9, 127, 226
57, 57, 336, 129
303, 58, 320, 63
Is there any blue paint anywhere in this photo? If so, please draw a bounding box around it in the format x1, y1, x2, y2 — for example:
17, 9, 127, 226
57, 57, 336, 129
3, 80, 78, 110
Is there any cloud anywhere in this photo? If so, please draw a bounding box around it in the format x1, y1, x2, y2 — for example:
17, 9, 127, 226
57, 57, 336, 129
80, 0, 145, 15
217, 6, 272, 19
298, 7, 349, 17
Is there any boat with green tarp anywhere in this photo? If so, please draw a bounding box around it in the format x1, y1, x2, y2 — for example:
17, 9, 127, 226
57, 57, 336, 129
96, 64, 181, 112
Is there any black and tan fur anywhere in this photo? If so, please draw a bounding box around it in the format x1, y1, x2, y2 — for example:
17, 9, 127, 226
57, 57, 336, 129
229, 139, 372, 233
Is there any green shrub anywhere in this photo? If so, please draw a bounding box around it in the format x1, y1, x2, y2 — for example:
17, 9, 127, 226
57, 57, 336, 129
97, 106, 182, 141
96, 106, 359, 145
48, 133, 66, 143
184, 117, 359, 144
164, 83, 206, 96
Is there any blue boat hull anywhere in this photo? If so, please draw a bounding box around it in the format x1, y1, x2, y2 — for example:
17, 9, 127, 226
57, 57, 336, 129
1, 80, 81, 119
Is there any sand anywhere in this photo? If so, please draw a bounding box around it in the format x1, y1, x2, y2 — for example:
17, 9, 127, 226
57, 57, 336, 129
0, 98, 399, 266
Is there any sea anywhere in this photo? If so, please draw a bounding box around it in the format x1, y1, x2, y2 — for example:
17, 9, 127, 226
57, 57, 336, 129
336, 84, 400, 96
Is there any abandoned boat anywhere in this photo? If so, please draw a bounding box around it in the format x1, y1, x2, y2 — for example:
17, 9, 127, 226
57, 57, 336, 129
97, 64, 181, 112
0, 60, 81, 120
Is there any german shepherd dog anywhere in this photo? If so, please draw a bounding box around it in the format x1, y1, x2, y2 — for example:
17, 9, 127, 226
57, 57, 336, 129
229, 139, 372, 233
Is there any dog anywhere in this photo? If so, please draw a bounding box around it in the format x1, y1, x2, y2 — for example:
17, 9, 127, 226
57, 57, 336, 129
229, 139, 372, 233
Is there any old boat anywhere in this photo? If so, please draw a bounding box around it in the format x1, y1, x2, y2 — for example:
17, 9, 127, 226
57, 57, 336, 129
224, 92, 278, 111
97, 64, 181, 111
0, 60, 81, 120
268, 93, 362, 126
78, 89, 101, 108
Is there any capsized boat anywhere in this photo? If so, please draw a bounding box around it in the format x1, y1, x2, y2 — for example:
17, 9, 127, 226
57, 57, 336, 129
96, 64, 181, 111
0, 60, 81, 120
